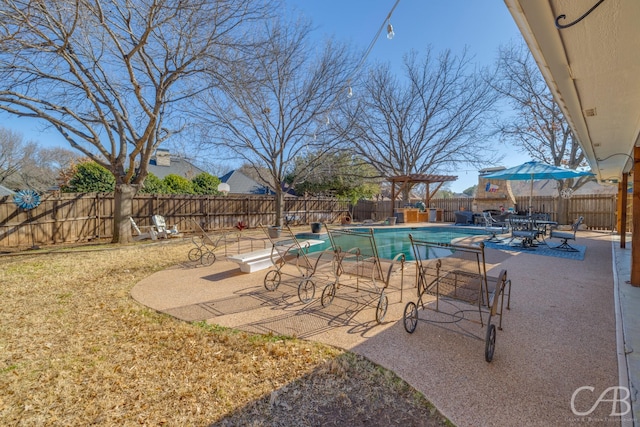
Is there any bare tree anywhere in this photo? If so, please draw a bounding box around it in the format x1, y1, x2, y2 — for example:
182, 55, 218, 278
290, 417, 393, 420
494, 42, 590, 223
0, 127, 78, 192
196, 17, 356, 226
0, 0, 271, 242
0, 127, 29, 187
338, 48, 500, 201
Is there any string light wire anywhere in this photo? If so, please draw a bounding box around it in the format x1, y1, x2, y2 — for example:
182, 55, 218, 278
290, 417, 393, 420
313, 0, 401, 136
353, 0, 401, 82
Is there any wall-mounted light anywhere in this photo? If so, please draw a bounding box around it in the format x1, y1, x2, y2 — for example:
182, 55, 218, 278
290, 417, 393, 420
599, 178, 619, 185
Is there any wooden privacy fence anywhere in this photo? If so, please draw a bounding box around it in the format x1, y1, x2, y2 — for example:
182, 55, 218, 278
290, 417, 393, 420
0, 192, 623, 248
0, 193, 349, 248
352, 194, 623, 231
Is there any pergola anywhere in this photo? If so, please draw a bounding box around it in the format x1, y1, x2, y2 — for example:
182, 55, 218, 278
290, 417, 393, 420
388, 173, 458, 217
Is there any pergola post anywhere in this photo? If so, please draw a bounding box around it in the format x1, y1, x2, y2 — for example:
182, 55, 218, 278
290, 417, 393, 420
390, 182, 396, 218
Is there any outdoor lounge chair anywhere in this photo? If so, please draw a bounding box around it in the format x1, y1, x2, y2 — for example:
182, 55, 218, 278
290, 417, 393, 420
482, 211, 507, 242
549, 216, 584, 252
152, 215, 181, 238
129, 217, 157, 241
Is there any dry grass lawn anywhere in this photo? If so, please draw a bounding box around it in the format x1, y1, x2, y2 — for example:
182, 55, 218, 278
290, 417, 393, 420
0, 239, 452, 426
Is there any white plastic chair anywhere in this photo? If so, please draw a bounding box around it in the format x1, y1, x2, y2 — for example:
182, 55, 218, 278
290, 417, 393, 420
152, 215, 180, 238
129, 217, 157, 241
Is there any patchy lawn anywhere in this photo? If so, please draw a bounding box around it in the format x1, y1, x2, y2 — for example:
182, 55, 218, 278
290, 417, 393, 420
0, 239, 451, 426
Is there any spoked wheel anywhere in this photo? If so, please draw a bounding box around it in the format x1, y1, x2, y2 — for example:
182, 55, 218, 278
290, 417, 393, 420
297, 279, 316, 303
484, 322, 497, 362
403, 302, 418, 333
201, 251, 216, 266
188, 248, 202, 262
264, 270, 281, 291
376, 291, 389, 323
321, 282, 336, 307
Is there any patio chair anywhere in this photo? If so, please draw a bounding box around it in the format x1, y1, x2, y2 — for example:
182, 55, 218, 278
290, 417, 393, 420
549, 216, 584, 252
507, 215, 538, 248
152, 215, 181, 238
481, 211, 507, 242
129, 217, 157, 241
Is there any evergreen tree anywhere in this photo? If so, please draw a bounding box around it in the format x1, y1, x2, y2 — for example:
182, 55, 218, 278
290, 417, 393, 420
61, 161, 115, 193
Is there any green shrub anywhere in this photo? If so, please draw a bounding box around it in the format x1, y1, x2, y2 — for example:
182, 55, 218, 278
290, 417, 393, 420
163, 174, 194, 194
139, 173, 167, 194
192, 172, 222, 195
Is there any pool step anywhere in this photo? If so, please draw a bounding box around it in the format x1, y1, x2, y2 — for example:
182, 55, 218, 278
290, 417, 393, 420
227, 239, 325, 273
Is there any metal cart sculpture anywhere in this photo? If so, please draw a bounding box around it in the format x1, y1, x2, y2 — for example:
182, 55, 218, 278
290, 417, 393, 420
260, 224, 333, 304
322, 226, 405, 324
188, 219, 241, 266
403, 235, 511, 362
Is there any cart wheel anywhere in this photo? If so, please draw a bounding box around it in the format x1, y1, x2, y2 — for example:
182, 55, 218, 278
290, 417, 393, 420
376, 291, 388, 323
321, 282, 336, 307
264, 270, 281, 291
297, 279, 315, 303
403, 302, 418, 333
188, 248, 202, 262
202, 251, 216, 266
485, 323, 496, 362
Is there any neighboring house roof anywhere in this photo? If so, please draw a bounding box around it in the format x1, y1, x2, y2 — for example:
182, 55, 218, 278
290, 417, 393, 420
219, 170, 274, 195
147, 149, 206, 180
0, 184, 16, 196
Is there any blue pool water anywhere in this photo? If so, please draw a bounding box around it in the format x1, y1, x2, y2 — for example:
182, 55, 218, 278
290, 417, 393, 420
302, 226, 484, 261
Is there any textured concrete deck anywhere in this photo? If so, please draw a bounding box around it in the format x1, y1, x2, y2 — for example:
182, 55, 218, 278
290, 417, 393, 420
132, 230, 631, 426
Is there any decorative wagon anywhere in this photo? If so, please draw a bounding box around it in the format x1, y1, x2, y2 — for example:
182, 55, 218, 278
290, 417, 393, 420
403, 236, 511, 362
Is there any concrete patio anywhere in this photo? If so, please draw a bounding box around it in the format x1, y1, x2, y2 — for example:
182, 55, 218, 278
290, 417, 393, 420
132, 229, 638, 426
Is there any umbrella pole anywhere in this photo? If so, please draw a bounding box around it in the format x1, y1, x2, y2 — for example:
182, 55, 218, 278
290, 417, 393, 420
529, 179, 533, 216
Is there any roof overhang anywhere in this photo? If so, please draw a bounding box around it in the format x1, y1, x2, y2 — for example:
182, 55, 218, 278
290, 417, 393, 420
503, 0, 640, 184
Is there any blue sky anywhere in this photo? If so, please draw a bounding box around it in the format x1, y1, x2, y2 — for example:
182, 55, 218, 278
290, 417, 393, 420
1, 0, 531, 192
283, 0, 531, 192
285, 0, 520, 69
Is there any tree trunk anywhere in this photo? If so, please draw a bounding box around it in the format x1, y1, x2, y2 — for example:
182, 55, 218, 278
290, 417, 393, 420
274, 187, 283, 227
402, 187, 411, 204
556, 195, 570, 225
113, 183, 137, 243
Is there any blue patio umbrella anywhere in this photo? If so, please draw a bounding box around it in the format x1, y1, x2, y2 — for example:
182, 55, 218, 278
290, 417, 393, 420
482, 161, 594, 213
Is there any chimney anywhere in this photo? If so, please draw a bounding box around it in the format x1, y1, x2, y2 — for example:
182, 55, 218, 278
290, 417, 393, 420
155, 148, 170, 167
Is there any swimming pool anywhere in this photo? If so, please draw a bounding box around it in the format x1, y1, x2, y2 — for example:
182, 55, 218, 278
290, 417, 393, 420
303, 226, 485, 261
